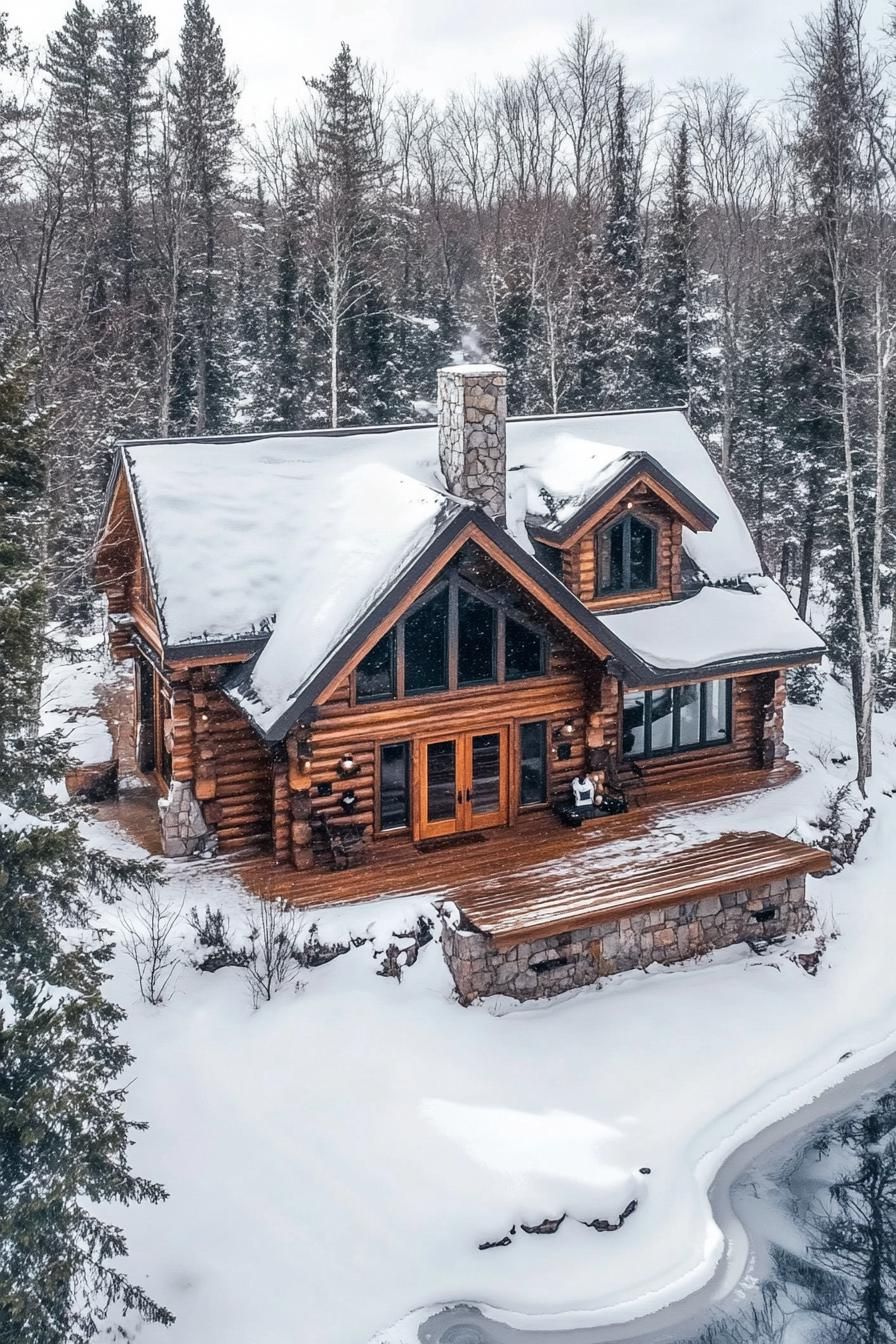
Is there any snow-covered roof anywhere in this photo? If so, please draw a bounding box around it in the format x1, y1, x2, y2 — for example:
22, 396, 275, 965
600, 581, 826, 678
116, 408, 821, 737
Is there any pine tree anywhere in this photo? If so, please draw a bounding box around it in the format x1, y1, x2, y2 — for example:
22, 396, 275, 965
171, 0, 238, 433
598, 64, 643, 406
44, 1, 106, 320
98, 0, 163, 315
640, 124, 713, 416
303, 43, 392, 426
495, 246, 537, 413
0, 341, 172, 1343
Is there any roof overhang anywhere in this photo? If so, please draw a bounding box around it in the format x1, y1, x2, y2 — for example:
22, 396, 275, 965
225, 509, 645, 742
610, 646, 825, 690
527, 452, 718, 547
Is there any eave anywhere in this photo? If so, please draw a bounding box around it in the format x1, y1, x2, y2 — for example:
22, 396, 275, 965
526, 453, 719, 547
224, 509, 646, 742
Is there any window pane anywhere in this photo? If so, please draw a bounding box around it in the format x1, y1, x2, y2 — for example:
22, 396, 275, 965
379, 742, 409, 830
405, 587, 449, 694
356, 630, 394, 701
471, 733, 501, 814
622, 691, 646, 756
601, 521, 625, 592
678, 683, 701, 747
650, 688, 674, 754
458, 589, 496, 686
705, 679, 730, 743
629, 517, 656, 589
505, 617, 544, 680
426, 739, 456, 822
519, 721, 547, 805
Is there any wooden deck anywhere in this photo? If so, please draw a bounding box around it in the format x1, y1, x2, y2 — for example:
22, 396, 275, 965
92, 761, 830, 928
223, 762, 810, 908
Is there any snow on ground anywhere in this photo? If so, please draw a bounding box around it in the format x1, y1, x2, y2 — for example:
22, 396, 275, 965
53, 664, 896, 1344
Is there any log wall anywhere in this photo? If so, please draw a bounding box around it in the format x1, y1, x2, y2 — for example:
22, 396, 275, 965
167, 666, 274, 855
283, 640, 596, 867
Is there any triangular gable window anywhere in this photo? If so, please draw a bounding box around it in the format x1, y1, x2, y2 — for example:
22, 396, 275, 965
355, 572, 548, 703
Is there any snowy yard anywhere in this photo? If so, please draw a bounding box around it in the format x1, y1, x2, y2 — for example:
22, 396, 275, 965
59, 653, 896, 1344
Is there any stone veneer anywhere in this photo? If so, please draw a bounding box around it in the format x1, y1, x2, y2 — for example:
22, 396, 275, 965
437, 364, 508, 523
158, 780, 218, 858
441, 875, 811, 1004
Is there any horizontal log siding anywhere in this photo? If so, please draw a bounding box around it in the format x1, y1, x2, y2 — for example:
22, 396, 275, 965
294, 642, 595, 860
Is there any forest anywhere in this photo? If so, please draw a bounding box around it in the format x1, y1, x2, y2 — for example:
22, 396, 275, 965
0, 3, 895, 1338
0, 0, 892, 786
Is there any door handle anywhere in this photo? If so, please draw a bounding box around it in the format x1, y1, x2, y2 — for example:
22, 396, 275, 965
465, 788, 472, 802
457, 790, 463, 804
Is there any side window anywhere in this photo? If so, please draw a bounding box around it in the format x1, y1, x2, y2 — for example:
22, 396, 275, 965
519, 720, 548, 805
622, 681, 732, 758
379, 742, 410, 830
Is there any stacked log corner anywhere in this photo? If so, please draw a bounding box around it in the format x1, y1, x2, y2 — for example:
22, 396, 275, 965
168, 665, 274, 855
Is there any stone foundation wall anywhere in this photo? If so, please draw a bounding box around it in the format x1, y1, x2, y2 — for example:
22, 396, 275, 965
442, 875, 811, 1004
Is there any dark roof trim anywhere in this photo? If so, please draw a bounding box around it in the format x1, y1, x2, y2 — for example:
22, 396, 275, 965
615, 645, 824, 689
224, 508, 645, 742
118, 405, 689, 450
527, 452, 718, 544
165, 636, 267, 662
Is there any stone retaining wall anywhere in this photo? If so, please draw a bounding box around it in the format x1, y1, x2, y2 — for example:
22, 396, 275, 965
441, 875, 811, 1004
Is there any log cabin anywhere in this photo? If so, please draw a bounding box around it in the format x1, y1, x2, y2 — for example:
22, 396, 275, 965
94, 364, 828, 996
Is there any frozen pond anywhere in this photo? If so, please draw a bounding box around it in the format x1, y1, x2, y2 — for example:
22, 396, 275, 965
420, 1054, 896, 1344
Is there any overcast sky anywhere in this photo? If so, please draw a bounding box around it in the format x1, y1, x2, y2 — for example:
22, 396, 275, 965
14, 0, 893, 125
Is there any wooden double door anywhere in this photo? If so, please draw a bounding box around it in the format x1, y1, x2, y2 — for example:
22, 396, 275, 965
418, 727, 509, 840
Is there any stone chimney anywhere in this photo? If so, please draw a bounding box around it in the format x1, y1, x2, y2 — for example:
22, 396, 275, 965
437, 364, 507, 525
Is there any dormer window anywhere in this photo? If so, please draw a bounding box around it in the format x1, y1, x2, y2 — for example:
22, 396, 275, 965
596, 513, 657, 597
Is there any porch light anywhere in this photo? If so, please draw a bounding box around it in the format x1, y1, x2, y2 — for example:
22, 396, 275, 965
560, 720, 575, 737
337, 751, 359, 777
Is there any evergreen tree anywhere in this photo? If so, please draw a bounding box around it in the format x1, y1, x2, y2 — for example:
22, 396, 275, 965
304, 43, 392, 426
494, 246, 537, 413
0, 340, 172, 1343
98, 0, 163, 315
640, 123, 714, 419
170, 0, 238, 433
597, 64, 643, 406
44, 1, 106, 320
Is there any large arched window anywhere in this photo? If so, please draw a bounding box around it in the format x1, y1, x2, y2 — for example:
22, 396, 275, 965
355, 576, 549, 702
596, 513, 657, 596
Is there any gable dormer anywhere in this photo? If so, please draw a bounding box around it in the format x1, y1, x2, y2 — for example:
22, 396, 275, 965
527, 453, 717, 612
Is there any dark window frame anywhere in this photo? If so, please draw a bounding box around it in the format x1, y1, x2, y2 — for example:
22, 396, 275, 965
518, 718, 549, 809
376, 740, 411, 833
596, 511, 658, 597
621, 679, 733, 760
353, 573, 550, 703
